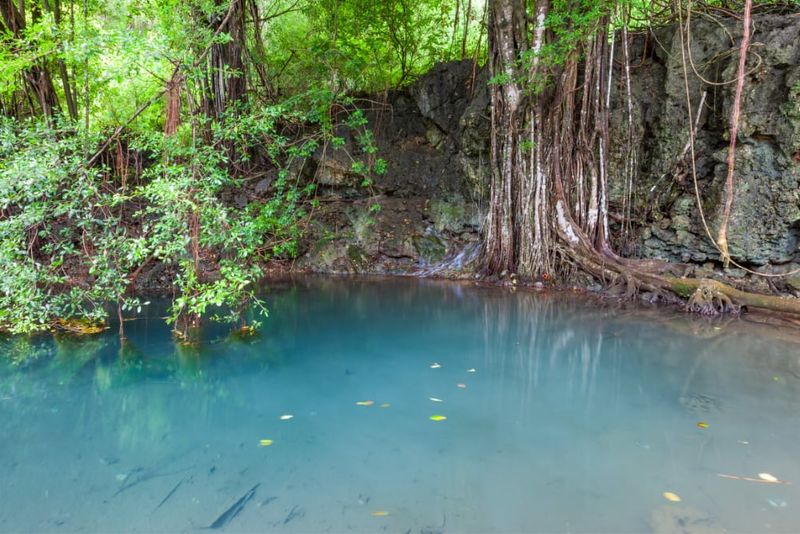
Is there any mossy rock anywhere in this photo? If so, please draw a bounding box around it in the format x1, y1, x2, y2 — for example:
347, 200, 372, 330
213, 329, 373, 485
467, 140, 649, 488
413, 233, 447, 264
787, 273, 800, 292
430, 198, 466, 233
346, 245, 370, 272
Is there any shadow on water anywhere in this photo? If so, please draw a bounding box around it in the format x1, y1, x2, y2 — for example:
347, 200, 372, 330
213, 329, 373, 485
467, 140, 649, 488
1, 276, 800, 532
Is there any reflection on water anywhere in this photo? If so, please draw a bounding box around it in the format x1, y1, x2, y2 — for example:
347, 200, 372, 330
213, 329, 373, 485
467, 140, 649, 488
1, 277, 800, 533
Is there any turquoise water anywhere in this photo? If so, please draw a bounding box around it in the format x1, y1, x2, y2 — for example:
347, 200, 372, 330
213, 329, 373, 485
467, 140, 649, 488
1, 277, 800, 533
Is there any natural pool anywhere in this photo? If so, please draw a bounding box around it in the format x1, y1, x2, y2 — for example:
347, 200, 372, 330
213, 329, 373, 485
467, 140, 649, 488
1, 277, 800, 533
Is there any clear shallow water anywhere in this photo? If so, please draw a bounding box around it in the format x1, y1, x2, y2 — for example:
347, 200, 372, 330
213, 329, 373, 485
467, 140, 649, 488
1, 277, 800, 533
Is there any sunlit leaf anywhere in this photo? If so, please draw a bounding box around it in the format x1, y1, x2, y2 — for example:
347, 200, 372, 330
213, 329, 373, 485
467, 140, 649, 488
429, 415, 447, 421
662, 492, 681, 502
356, 400, 374, 406
259, 439, 273, 447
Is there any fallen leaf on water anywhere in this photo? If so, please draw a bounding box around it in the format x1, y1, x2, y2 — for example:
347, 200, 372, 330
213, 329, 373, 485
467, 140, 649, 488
429, 397, 444, 403
696, 422, 709, 429
372, 511, 390, 517
457, 383, 466, 389
430, 363, 441, 369
380, 403, 391, 408
279, 414, 294, 420
259, 439, 273, 447
663, 492, 681, 502
355, 400, 374, 406
467, 368, 476, 373
759, 473, 779, 482
429, 415, 447, 421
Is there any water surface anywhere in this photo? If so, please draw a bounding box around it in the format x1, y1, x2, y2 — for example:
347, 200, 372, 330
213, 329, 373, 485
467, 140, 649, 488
1, 277, 800, 532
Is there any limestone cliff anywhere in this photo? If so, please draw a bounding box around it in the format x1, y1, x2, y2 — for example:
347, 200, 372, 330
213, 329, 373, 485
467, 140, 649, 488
294, 11, 800, 295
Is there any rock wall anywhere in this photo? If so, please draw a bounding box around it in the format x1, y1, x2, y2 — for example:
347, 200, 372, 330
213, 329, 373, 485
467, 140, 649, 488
296, 60, 490, 275
607, 12, 800, 288
296, 11, 800, 288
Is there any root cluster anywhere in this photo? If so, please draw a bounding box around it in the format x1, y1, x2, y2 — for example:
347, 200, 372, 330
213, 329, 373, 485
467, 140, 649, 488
685, 280, 741, 316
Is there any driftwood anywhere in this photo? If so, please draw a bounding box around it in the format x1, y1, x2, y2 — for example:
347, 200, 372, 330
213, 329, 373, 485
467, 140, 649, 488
113, 465, 195, 497
152, 477, 186, 513
205, 483, 259, 529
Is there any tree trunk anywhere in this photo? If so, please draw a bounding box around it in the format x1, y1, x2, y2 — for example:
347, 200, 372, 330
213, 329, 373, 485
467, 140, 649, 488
482, 0, 527, 276
204, 0, 246, 120
164, 72, 182, 135
0, 0, 61, 120
49, 0, 79, 121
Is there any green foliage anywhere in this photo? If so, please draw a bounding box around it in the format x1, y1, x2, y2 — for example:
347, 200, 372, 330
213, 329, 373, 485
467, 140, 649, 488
0, 0, 484, 338
271, 0, 485, 92
0, 118, 139, 333
0, 99, 315, 334
542, 0, 613, 61
0, 84, 385, 336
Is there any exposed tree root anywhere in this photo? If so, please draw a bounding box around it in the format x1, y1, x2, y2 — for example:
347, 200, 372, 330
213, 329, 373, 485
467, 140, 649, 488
685, 279, 740, 315
662, 277, 800, 316
554, 203, 800, 317
580, 251, 800, 317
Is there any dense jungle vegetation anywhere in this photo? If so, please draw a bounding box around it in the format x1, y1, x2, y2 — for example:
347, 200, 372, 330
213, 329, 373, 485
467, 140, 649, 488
1, 0, 799, 336
0, 0, 486, 335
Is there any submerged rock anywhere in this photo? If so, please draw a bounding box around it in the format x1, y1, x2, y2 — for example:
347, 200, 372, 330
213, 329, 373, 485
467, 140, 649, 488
679, 393, 721, 414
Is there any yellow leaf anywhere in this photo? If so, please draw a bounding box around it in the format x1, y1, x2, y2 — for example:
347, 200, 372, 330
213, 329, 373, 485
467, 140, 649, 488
759, 473, 778, 482
259, 439, 273, 447
356, 400, 374, 406
429, 415, 447, 421
372, 511, 390, 517
696, 422, 709, 429
663, 492, 681, 502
